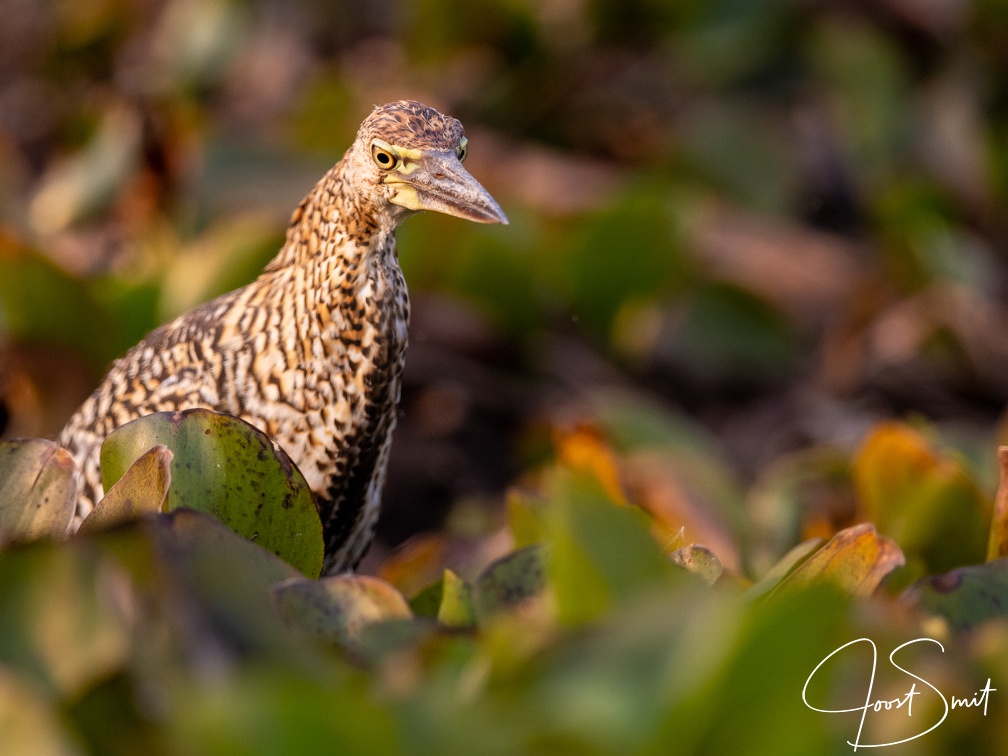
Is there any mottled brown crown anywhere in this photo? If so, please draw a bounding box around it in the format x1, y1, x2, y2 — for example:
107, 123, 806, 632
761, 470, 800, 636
358, 100, 464, 150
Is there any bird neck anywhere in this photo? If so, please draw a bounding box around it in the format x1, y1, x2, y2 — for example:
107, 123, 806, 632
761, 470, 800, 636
263, 157, 397, 275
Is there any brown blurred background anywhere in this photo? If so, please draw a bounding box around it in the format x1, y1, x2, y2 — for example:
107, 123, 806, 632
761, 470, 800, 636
2, 0, 1007, 571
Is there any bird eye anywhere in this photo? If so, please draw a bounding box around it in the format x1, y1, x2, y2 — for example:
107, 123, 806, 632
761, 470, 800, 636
371, 143, 398, 170
456, 137, 468, 162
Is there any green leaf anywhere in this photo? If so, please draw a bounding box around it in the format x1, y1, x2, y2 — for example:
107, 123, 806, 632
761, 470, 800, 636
543, 469, 674, 626
273, 575, 412, 645
474, 545, 546, 622
770, 523, 904, 598
438, 569, 476, 628
100, 409, 324, 578
0, 542, 133, 697
168, 668, 398, 756
0, 439, 77, 544
745, 538, 823, 600
78, 444, 172, 535
904, 558, 1008, 633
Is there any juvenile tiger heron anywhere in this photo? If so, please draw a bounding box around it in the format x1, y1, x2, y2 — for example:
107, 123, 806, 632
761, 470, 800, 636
59, 100, 507, 574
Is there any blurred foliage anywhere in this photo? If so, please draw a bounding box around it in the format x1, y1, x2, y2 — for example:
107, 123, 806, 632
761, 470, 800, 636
3, 0, 1008, 752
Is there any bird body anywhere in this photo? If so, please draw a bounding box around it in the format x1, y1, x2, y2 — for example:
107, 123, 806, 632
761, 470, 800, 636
58, 100, 507, 573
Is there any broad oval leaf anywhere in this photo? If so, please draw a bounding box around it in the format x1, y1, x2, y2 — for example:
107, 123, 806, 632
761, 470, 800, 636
474, 544, 547, 621
100, 409, 323, 578
903, 558, 1008, 633
0, 439, 77, 544
273, 575, 412, 645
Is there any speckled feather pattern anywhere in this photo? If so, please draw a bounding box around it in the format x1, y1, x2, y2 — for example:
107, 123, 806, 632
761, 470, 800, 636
58, 100, 472, 574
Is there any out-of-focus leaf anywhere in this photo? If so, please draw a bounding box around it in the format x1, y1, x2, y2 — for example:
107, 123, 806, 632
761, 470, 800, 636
437, 569, 476, 628
904, 558, 1008, 633
0, 240, 111, 361
78, 444, 172, 535
28, 105, 142, 234
554, 424, 626, 504
566, 184, 688, 337
474, 544, 546, 621
809, 18, 911, 177
506, 490, 546, 550
159, 218, 284, 321
169, 668, 398, 756
405, 570, 476, 627
543, 468, 675, 626
0, 670, 79, 756
407, 576, 444, 619
670, 544, 723, 586
273, 575, 411, 645
745, 538, 823, 600
853, 422, 990, 574
0, 541, 133, 697
747, 447, 856, 576
771, 523, 904, 598
0, 439, 76, 544
666, 281, 798, 382
988, 446, 1008, 561
100, 409, 324, 578
677, 106, 796, 212
378, 532, 450, 599
150, 509, 310, 660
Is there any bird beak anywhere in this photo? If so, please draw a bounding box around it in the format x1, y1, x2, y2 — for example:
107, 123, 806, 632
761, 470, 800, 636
387, 152, 508, 225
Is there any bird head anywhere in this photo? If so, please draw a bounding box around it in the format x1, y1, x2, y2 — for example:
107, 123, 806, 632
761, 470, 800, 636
350, 100, 508, 226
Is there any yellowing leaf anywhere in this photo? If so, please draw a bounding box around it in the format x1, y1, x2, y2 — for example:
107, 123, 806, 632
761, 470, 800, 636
987, 446, 1008, 561
555, 424, 626, 505
437, 569, 476, 628
0, 439, 77, 544
78, 445, 172, 535
853, 422, 990, 573
771, 523, 904, 598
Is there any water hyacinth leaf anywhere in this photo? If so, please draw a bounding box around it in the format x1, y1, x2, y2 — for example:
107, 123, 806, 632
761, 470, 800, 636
0, 542, 133, 698
158, 508, 302, 587
273, 575, 412, 645
168, 667, 398, 756
474, 545, 546, 621
151, 510, 309, 660
78, 445, 172, 535
903, 559, 1008, 633
0, 439, 77, 544
408, 576, 445, 619
28, 105, 143, 234
100, 409, 324, 578
771, 523, 904, 598
746, 538, 823, 600
853, 423, 990, 574
543, 469, 673, 626
670, 544, 723, 586
437, 569, 476, 628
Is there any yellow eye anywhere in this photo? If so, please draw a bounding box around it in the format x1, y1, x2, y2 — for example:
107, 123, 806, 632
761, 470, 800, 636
371, 142, 398, 170
456, 137, 468, 162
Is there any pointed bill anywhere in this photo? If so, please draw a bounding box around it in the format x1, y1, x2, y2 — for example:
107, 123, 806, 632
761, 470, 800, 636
385, 151, 508, 225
